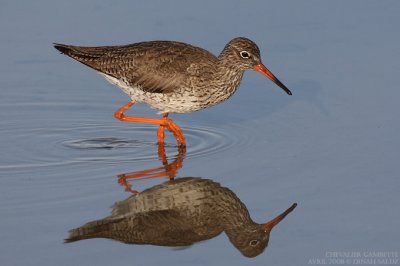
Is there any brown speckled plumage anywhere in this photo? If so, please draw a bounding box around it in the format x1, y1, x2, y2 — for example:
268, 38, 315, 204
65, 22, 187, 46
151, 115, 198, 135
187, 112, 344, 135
54, 37, 290, 114
65, 177, 296, 258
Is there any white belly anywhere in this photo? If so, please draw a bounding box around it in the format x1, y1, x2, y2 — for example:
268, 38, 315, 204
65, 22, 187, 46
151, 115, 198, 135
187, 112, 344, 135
99, 73, 204, 114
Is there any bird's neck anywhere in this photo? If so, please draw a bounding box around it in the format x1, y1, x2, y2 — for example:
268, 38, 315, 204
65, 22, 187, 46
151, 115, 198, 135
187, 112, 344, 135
216, 192, 255, 232
211, 57, 244, 98
224, 220, 261, 249
224, 219, 258, 234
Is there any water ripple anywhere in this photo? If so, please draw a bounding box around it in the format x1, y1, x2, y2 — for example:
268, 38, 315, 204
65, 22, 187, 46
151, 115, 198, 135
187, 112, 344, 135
1, 122, 252, 170
61, 124, 241, 160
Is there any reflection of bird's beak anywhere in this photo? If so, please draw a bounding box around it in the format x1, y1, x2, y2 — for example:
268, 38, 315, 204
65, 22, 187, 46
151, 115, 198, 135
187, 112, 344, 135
254, 64, 292, 95
262, 203, 297, 232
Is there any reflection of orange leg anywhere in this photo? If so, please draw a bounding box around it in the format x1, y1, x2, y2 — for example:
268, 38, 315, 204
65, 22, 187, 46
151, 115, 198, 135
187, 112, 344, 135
117, 142, 186, 194
157, 143, 186, 180
157, 114, 167, 144
114, 101, 186, 146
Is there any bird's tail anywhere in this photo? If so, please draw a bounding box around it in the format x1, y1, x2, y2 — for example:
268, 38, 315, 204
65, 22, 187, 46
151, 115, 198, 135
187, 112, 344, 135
53, 43, 103, 63
64, 218, 122, 243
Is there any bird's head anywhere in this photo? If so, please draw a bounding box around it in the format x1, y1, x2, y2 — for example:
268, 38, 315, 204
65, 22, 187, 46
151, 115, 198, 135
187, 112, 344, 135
227, 203, 297, 258
220, 37, 292, 95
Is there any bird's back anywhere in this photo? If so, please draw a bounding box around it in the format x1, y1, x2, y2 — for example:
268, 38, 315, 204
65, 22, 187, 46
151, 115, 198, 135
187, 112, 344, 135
111, 177, 228, 217
54, 41, 218, 94
65, 178, 232, 245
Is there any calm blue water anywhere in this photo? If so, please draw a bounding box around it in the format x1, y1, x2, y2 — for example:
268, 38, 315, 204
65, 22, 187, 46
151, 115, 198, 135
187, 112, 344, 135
1, 1, 399, 265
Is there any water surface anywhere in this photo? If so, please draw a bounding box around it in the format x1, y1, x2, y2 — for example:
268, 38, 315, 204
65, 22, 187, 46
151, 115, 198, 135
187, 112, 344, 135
1, 1, 399, 265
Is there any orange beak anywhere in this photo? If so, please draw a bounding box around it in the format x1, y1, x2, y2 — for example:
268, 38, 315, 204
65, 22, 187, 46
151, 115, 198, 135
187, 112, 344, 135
261, 203, 297, 233
254, 64, 292, 95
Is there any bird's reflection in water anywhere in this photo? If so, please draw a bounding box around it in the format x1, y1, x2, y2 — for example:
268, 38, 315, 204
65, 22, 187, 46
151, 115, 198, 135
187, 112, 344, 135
66, 144, 296, 258
117, 143, 186, 194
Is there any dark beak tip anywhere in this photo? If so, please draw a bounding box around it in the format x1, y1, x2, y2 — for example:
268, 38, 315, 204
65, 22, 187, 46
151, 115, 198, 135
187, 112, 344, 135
281, 86, 292, 95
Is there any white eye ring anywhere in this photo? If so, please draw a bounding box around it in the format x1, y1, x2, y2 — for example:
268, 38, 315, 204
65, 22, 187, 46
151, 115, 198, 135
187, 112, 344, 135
240, 51, 250, 59
249, 240, 259, 246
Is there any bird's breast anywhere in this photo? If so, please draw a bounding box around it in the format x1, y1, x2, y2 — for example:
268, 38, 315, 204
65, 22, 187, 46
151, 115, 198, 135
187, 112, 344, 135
99, 70, 243, 114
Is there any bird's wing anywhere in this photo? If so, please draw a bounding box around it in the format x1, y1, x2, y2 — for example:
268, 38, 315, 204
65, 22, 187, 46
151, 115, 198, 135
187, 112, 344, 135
133, 209, 204, 245
65, 209, 203, 246
54, 41, 217, 94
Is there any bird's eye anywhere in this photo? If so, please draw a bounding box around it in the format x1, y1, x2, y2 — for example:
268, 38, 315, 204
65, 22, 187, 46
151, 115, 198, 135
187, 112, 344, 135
249, 240, 259, 247
240, 51, 250, 59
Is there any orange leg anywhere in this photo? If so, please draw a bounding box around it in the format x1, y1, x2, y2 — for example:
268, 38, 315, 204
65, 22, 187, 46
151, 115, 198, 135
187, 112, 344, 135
114, 101, 186, 146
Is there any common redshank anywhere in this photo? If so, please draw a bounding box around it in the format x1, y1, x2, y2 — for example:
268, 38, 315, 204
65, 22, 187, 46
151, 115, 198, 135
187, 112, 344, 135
65, 177, 297, 257
54, 37, 292, 146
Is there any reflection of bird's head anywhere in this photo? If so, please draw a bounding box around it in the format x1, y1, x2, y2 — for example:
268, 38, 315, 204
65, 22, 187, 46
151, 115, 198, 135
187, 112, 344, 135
227, 223, 270, 258
226, 203, 297, 257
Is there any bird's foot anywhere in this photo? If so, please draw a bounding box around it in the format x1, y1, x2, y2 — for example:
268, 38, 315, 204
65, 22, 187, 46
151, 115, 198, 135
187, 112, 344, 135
115, 102, 186, 147
158, 116, 186, 147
